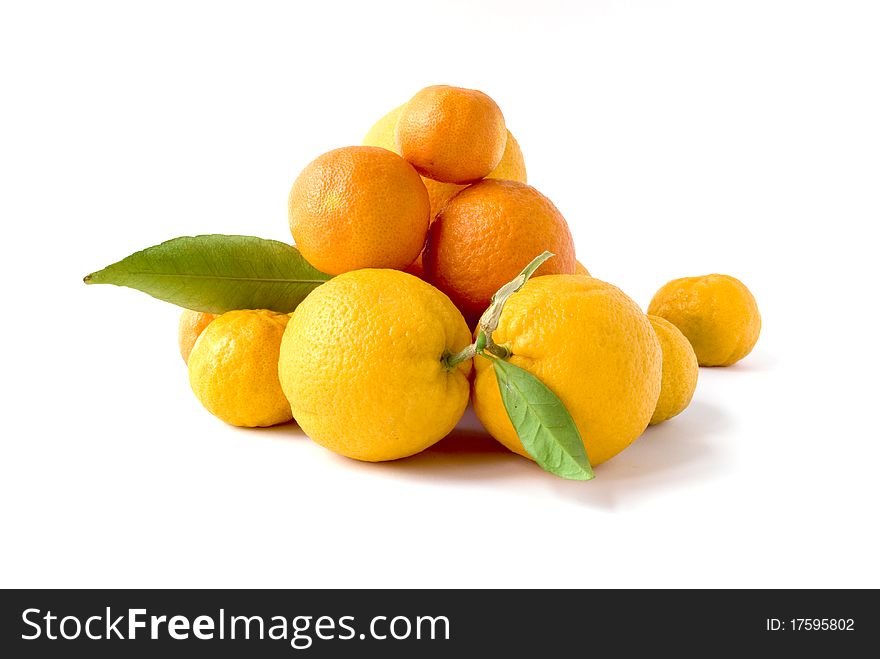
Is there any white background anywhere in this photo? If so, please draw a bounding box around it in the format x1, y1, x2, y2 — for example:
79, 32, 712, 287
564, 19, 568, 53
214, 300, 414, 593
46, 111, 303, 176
1, 1, 878, 588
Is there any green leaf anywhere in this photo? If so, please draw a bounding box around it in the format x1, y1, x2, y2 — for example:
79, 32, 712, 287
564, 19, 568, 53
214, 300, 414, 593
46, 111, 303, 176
84, 235, 330, 313
492, 357, 594, 481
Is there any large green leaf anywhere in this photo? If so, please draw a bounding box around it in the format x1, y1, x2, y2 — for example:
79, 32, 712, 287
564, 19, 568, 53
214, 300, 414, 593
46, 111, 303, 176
84, 235, 330, 313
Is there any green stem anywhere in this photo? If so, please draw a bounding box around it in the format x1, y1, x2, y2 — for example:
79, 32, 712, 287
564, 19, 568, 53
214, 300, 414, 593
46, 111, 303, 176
441, 251, 555, 370
483, 341, 511, 360
443, 344, 477, 370
476, 250, 554, 360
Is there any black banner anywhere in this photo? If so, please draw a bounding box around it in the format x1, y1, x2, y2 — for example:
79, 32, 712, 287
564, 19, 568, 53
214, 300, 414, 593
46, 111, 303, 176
1, 589, 875, 656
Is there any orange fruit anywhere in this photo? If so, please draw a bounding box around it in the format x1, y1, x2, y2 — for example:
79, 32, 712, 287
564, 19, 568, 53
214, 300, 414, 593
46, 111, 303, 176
413, 129, 529, 218
423, 179, 576, 324
648, 274, 761, 366
363, 104, 527, 218
287, 146, 430, 275
396, 85, 507, 184
416, 129, 528, 217
178, 309, 218, 363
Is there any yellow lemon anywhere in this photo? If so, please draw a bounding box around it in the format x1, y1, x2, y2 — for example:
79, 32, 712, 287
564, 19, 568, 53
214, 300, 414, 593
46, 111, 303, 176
188, 309, 292, 427
178, 309, 218, 363
278, 269, 472, 461
648, 315, 699, 425
473, 275, 662, 466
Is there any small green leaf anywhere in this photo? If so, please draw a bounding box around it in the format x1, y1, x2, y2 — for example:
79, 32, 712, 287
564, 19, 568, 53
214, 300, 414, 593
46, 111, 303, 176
84, 235, 330, 313
492, 357, 594, 481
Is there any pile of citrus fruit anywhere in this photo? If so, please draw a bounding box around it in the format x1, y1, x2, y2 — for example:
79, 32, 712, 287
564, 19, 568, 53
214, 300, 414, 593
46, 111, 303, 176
95, 84, 762, 481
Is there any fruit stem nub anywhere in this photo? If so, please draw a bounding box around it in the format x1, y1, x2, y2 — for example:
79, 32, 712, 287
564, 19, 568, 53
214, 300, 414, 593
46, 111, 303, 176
443, 344, 477, 370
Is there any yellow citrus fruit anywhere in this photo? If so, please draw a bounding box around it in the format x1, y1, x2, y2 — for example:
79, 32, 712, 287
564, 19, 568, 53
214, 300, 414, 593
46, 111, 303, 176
363, 104, 527, 218
648, 274, 761, 366
188, 309, 292, 427
473, 275, 662, 466
178, 309, 218, 363
278, 269, 472, 461
396, 85, 507, 184
423, 179, 576, 324
648, 315, 699, 425
362, 105, 403, 151
287, 146, 430, 275
489, 131, 527, 183
574, 260, 591, 276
